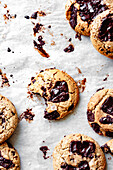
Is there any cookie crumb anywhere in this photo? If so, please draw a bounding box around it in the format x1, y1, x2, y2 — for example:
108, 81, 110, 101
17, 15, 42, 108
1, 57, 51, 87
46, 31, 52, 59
77, 78, 86, 93
39, 146, 49, 159
64, 44, 74, 53
76, 67, 82, 74
19, 109, 35, 123
0, 69, 10, 87
108, 157, 111, 160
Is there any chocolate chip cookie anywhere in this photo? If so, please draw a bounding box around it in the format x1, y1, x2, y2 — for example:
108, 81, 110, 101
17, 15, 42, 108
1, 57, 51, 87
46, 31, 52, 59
53, 133, 106, 170
90, 10, 113, 58
65, 0, 112, 36
87, 89, 113, 137
0, 95, 18, 143
0, 142, 20, 169
29, 68, 79, 120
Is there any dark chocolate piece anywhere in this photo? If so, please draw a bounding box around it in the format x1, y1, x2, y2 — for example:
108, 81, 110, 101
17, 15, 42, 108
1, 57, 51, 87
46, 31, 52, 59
87, 111, 95, 122
48, 81, 69, 103
70, 140, 95, 158
91, 123, 102, 134
69, 4, 77, 29
99, 115, 113, 124
76, 0, 108, 23
0, 151, 15, 168
101, 96, 113, 116
98, 14, 113, 42
44, 110, 60, 120
61, 161, 89, 170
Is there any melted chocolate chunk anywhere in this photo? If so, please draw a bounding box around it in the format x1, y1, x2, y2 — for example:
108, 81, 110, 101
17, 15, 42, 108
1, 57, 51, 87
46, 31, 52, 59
69, 4, 77, 29
39, 146, 49, 159
91, 123, 102, 134
76, 0, 108, 23
44, 110, 60, 120
61, 161, 89, 170
68, 103, 74, 111
99, 115, 113, 124
48, 81, 69, 103
87, 111, 95, 122
106, 131, 113, 137
96, 87, 104, 92
64, 44, 74, 53
61, 163, 77, 170
98, 14, 113, 41
70, 140, 95, 158
78, 161, 90, 170
101, 96, 113, 116
0, 151, 15, 168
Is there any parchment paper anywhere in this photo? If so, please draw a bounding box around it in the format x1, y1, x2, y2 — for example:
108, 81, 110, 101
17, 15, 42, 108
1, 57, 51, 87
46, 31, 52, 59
0, 0, 113, 169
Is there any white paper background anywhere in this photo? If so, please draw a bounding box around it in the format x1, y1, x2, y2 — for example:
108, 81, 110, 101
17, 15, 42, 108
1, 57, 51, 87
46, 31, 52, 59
0, 0, 113, 169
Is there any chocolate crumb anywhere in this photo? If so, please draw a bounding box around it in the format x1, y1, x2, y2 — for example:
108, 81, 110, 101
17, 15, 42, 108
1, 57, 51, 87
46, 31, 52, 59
108, 157, 112, 160
103, 74, 109, 81
19, 109, 35, 123
75, 32, 82, 41
33, 23, 43, 36
33, 40, 50, 58
7, 47, 11, 52
24, 15, 30, 19
48, 25, 51, 28
10, 74, 13, 78
64, 44, 74, 53
69, 38, 72, 42
39, 146, 49, 159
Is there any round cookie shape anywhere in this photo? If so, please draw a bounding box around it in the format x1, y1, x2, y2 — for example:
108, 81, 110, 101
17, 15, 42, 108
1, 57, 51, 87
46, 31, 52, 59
29, 68, 79, 120
0, 142, 20, 169
0, 95, 18, 143
90, 10, 113, 58
53, 134, 106, 170
65, 0, 112, 36
87, 89, 113, 137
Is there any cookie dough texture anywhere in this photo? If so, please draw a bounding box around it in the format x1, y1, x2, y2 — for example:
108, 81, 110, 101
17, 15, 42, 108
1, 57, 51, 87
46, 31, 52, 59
53, 134, 106, 170
0, 142, 20, 169
65, 0, 112, 36
0, 95, 18, 143
90, 10, 113, 58
29, 68, 79, 120
87, 89, 113, 137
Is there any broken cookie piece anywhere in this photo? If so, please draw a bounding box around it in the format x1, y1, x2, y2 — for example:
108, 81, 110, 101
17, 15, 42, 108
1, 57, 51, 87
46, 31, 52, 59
28, 68, 79, 120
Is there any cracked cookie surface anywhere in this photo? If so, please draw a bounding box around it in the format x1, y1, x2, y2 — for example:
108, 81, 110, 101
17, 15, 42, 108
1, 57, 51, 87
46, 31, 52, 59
0, 142, 20, 170
90, 10, 113, 58
87, 89, 113, 137
29, 68, 79, 120
53, 133, 106, 170
0, 95, 18, 143
65, 0, 113, 36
